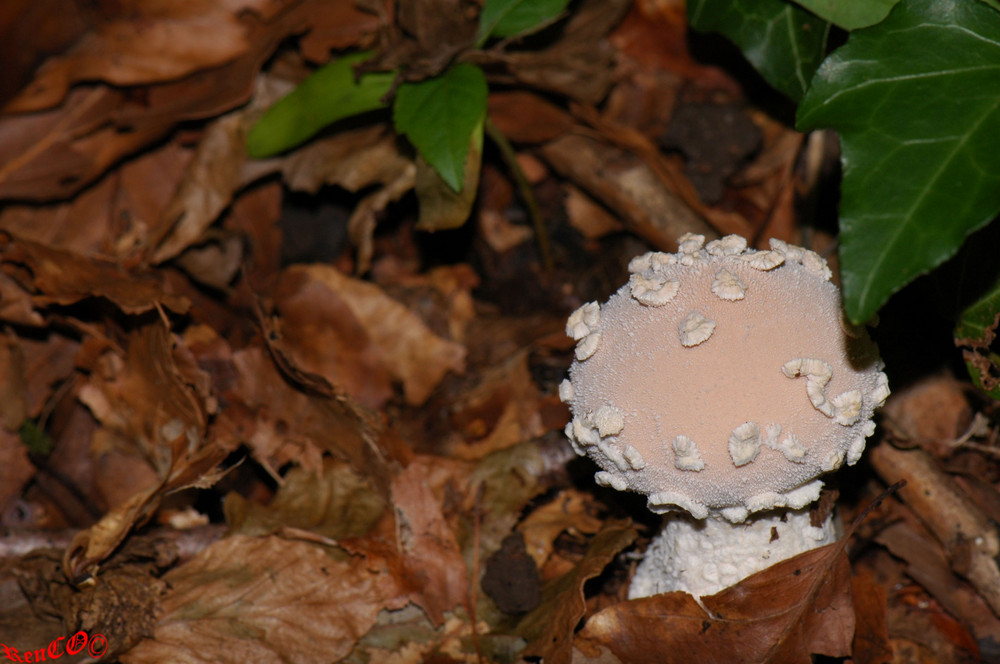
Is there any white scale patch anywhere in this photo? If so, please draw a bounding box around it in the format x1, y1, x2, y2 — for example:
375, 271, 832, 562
711, 268, 746, 301
679, 311, 715, 347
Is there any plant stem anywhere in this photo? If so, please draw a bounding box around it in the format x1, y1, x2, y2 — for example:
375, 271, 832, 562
484, 116, 553, 272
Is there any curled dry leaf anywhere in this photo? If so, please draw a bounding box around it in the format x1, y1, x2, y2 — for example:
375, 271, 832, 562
68, 323, 230, 581
577, 540, 855, 664
0, 429, 33, 518
120, 534, 410, 664
274, 264, 466, 407
0, 233, 189, 315
519, 519, 637, 664
7, 0, 291, 113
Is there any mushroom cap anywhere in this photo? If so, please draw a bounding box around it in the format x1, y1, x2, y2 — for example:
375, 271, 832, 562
563, 234, 889, 522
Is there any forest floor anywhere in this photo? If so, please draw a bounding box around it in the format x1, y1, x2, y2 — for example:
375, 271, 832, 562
0, 1, 998, 662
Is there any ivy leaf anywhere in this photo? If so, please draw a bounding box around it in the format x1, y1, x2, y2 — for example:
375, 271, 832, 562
798, 0, 1000, 323
393, 63, 488, 192
247, 52, 395, 158
476, 0, 572, 46
688, 0, 829, 102
955, 279, 1000, 399
791, 0, 899, 30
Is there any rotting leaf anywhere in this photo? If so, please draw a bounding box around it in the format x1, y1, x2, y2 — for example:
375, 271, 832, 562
120, 534, 410, 664
225, 457, 387, 540
577, 540, 855, 664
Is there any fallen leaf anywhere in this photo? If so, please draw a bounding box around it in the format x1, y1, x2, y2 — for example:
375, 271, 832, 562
121, 534, 409, 664
520, 519, 637, 664
274, 264, 466, 407
0, 233, 189, 315
0, 429, 34, 519
7, 0, 290, 113
225, 457, 387, 540
389, 456, 470, 623
578, 540, 855, 664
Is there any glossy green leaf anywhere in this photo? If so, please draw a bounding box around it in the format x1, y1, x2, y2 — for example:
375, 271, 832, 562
688, 0, 829, 102
955, 281, 1000, 398
247, 52, 395, 158
792, 0, 899, 29
798, 0, 1000, 323
476, 0, 572, 45
393, 63, 488, 192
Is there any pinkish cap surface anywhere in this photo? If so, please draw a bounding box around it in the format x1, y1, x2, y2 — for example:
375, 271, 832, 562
562, 234, 889, 522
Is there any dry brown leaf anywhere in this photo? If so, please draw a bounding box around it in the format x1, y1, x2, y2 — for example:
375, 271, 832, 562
488, 91, 574, 144
1, 139, 192, 261
7, 0, 291, 113
0, 86, 175, 201
445, 349, 545, 460
852, 573, 893, 664
578, 540, 855, 664
67, 323, 230, 580
274, 264, 465, 407
519, 519, 637, 664
0, 233, 189, 315
225, 344, 395, 488
389, 456, 469, 623
0, 428, 34, 518
517, 488, 605, 569
120, 534, 409, 664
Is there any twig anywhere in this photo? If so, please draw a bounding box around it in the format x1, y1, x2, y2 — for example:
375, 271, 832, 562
869, 442, 1000, 617
484, 116, 553, 273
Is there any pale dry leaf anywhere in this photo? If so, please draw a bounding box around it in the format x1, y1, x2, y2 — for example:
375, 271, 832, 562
277, 265, 466, 406
390, 456, 469, 624
120, 534, 409, 664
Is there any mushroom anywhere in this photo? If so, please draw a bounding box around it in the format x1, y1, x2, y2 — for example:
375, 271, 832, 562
561, 234, 889, 598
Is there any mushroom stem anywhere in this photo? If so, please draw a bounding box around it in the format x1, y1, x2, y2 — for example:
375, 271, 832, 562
628, 507, 837, 599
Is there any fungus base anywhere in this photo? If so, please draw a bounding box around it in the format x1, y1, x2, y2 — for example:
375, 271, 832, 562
628, 507, 837, 599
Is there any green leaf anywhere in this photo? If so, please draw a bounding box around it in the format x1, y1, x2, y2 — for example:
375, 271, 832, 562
247, 52, 395, 158
393, 63, 488, 192
414, 117, 484, 230
798, 0, 1000, 323
791, 0, 899, 29
688, 0, 829, 102
476, 0, 572, 45
956, 282, 1000, 398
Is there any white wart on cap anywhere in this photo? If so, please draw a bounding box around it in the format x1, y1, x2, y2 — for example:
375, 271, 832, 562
561, 234, 889, 523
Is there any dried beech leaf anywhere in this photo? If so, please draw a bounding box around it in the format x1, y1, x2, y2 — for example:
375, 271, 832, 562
389, 456, 469, 623
0, 233, 189, 315
67, 324, 231, 581
578, 541, 855, 664
121, 535, 409, 664
7, 0, 285, 113
276, 265, 466, 406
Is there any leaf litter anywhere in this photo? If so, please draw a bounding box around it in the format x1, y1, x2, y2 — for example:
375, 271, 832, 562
1, 1, 1000, 663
